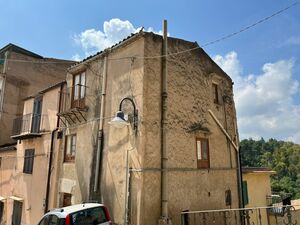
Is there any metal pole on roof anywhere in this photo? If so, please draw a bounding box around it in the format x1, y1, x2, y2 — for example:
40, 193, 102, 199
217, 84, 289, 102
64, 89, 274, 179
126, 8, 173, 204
159, 19, 171, 225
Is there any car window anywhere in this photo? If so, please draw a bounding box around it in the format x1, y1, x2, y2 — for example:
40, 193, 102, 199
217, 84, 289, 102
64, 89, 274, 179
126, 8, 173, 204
38, 216, 50, 225
70, 207, 108, 225
49, 215, 60, 225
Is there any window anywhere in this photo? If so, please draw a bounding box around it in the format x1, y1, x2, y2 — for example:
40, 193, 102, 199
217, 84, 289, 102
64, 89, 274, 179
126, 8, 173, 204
225, 190, 232, 206
0, 201, 4, 224
196, 138, 210, 168
72, 72, 86, 108
12, 200, 22, 225
0, 76, 4, 111
62, 193, 72, 207
212, 83, 221, 104
65, 135, 76, 162
242, 181, 249, 206
23, 149, 35, 174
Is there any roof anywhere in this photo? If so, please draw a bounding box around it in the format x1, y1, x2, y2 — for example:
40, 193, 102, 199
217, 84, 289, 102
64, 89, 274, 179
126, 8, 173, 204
23, 81, 66, 100
242, 167, 276, 174
69, 30, 233, 82
45, 203, 105, 218
0, 43, 43, 59
0, 143, 17, 152
69, 30, 143, 71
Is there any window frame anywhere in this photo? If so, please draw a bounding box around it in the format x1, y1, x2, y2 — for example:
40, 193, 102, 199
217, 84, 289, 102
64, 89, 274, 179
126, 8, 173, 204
196, 138, 210, 169
212, 82, 221, 104
23, 149, 35, 174
71, 72, 86, 108
64, 134, 76, 162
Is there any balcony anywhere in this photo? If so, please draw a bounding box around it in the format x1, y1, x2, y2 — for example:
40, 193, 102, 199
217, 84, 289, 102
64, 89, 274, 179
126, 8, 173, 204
57, 85, 88, 127
181, 205, 300, 225
11, 113, 49, 140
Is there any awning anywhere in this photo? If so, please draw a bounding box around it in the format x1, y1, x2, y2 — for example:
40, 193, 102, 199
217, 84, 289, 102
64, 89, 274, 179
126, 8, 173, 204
9, 196, 23, 201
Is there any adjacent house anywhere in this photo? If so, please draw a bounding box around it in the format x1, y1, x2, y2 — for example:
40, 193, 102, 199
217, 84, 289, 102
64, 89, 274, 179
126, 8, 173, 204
55, 30, 241, 225
0, 82, 65, 225
0, 43, 74, 147
0, 44, 74, 225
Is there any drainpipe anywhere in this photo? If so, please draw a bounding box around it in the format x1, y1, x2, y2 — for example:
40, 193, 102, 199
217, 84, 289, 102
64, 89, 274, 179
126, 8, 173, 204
44, 83, 64, 213
94, 54, 108, 195
159, 19, 170, 225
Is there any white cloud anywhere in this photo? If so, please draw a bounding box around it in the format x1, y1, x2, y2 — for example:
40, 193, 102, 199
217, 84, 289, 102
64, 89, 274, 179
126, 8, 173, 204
73, 18, 165, 58
214, 52, 300, 144
72, 53, 81, 61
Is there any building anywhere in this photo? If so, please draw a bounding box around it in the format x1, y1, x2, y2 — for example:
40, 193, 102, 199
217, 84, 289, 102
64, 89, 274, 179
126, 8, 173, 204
242, 167, 276, 225
0, 82, 66, 225
55, 30, 241, 225
0, 43, 74, 147
0, 44, 74, 225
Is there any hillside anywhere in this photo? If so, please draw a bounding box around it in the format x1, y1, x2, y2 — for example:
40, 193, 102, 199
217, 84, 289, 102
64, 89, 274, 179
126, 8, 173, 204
240, 138, 300, 199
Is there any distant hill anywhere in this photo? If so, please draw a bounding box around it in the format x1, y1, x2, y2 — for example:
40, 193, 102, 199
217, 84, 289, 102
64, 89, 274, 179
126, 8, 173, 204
240, 138, 300, 199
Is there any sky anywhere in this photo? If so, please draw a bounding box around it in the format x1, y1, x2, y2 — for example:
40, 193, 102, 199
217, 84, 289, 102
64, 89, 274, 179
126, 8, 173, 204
1, 0, 300, 143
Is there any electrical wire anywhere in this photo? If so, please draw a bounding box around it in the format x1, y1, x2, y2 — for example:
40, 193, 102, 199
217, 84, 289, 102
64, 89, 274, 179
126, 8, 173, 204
0, 1, 298, 63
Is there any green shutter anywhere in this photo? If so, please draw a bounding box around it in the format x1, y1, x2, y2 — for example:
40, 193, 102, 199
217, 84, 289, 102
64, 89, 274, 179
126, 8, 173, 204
0, 59, 4, 65
242, 181, 249, 206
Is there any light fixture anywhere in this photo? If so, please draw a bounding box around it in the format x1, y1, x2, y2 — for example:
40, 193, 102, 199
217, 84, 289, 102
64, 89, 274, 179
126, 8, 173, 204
109, 111, 129, 128
109, 97, 138, 133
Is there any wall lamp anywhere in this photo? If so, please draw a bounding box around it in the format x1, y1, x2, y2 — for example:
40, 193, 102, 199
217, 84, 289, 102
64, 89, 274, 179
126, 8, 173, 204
109, 97, 138, 133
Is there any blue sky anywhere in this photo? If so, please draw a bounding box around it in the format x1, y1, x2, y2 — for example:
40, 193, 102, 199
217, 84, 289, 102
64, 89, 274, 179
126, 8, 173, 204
1, 0, 300, 143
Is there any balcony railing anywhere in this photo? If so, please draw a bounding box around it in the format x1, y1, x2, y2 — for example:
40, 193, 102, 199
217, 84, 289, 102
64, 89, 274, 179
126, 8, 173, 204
11, 113, 49, 139
181, 205, 299, 225
59, 85, 87, 112
57, 85, 88, 126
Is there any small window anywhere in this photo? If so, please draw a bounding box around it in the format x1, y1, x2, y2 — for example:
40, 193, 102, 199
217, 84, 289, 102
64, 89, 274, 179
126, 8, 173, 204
62, 193, 72, 207
23, 149, 35, 174
225, 190, 232, 206
242, 181, 249, 206
196, 138, 210, 168
65, 135, 76, 162
212, 83, 219, 104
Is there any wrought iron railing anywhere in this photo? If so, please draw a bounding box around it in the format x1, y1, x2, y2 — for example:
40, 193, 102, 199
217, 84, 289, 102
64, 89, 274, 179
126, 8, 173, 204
12, 113, 49, 136
181, 205, 299, 225
58, 85, 87, 112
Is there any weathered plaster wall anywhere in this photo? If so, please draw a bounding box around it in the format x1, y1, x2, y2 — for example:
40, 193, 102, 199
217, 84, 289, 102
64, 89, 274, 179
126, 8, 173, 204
140, 33, 240, 225
0, 51, 73, 146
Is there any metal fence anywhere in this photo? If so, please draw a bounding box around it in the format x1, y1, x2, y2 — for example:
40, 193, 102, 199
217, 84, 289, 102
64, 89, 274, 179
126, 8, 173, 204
12, 113, 49, 136
181, 205, 299, 225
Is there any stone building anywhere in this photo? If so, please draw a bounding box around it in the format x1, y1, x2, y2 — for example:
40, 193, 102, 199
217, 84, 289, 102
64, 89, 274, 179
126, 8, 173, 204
56, 30, 241, 225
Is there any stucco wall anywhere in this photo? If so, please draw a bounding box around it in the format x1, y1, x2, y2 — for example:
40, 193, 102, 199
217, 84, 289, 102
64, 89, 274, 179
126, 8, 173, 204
0, 50, 73, 146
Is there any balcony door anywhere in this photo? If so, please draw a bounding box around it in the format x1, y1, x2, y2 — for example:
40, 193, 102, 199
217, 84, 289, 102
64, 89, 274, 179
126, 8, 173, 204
31, 97, 42, 133
71, 72, 86, 108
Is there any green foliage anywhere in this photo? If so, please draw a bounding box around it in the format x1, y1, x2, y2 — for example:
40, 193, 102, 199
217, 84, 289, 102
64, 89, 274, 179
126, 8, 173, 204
240, 138, 300, 199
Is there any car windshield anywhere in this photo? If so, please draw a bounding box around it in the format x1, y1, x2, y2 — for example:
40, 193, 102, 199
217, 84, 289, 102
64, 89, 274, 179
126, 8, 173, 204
70, 207, 108, 225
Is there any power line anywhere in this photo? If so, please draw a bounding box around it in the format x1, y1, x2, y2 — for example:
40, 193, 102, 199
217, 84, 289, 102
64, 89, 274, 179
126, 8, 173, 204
0, 1, 298, 64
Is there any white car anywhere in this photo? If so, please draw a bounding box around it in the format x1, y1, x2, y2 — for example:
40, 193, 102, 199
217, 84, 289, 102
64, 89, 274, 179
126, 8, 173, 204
37, 203, 112, 225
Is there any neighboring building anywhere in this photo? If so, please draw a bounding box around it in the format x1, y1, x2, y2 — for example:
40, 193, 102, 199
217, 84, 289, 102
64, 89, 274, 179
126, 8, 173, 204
55, 31, 240, 225
0, 43, 74, 147
0, 82, 65, 225
242, 167, 276, 225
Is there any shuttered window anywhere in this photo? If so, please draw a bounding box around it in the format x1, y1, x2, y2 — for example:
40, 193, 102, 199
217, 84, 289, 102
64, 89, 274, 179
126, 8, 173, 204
23, 149, 35, 174
242, 181, 249, 206
196, 138, 210, 168
12, 200, 22, 225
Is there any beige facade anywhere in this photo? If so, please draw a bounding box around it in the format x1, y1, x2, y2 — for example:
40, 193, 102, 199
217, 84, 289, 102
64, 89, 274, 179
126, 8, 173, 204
242, 167, 275, 225
56, 31, 240, 225
0, 44, 74, 147
0, 83, 66, 225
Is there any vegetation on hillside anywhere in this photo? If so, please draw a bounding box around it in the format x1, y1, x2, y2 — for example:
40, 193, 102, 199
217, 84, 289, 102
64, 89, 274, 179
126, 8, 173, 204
240, 138, 300, 199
